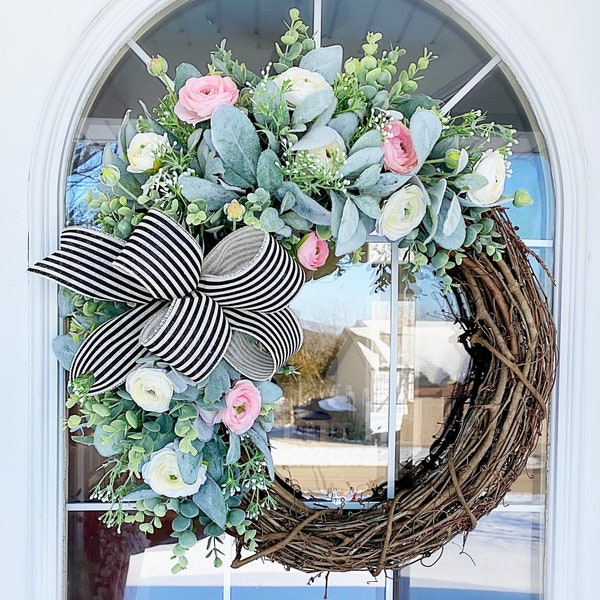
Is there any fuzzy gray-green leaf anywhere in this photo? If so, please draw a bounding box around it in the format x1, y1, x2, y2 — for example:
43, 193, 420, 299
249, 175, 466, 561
299, 45, 343, 83
179, 175, 239, 210
256, 149, 284, 193
211, 105, 261, 189
192, 476, 227, 529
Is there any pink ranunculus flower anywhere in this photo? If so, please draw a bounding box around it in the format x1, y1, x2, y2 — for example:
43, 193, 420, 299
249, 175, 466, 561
296, 232, 329, 271
382, 119, 418, 174
174, 74, 239, 124
218, 380, 262, 435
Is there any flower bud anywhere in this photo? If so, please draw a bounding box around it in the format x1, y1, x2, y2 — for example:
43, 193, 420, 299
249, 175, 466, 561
224, 199, 246, 221
147, 55, 168, 77
444, 149, 461, 170
512, 188, 533, 207
99, 165, 121, 187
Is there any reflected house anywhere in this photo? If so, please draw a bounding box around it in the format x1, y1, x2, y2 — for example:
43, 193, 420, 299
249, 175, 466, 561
293, 309, 471, 448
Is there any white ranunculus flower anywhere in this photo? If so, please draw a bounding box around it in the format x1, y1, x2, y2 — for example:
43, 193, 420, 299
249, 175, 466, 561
126, 132, 168, 173
377, 184, 427, 241
142, 444, 207, 498
273, 67, 332, 106
125, 367, 174, 412
466, 149, 506, 206
291, 125, 345, 168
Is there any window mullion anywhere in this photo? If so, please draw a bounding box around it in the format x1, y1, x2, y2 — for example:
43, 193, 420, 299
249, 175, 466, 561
313, 0, 323, 48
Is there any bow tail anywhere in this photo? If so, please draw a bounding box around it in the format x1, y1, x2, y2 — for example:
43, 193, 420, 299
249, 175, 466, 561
223, 308, 304, 380
71, 301, 165, 394
28, 227, 153, 303
140, 293, 232, 382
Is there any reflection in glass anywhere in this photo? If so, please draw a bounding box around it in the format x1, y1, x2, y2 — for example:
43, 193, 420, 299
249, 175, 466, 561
230, 547, 386, 600
67, 512, 225, 600
408, 511, 543, 599
322, 0, 493, 102
272, 249, 391, 501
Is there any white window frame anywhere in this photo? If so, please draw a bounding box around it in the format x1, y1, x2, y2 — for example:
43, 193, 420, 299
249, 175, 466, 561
26, 1, 589, 599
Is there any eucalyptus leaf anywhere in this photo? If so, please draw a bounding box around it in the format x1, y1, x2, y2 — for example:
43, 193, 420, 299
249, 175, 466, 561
225, 433, 241, 465
292, 87, 335, 125
256, 149, 283, 193
175, 62, 202, 94
176, 449, 203, 485
259, 207, 285, 232
327, 112, 359, 144
299, 45, 343, 83
211, 105, 261, 189
338, 147, 384, 179
227, 508, 246, 527
192, 476, 227, 529
93, 424, 123, 457
52, 334, 81, 371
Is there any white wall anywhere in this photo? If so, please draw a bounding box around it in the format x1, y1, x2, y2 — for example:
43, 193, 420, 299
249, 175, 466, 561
1, 1, 598, 598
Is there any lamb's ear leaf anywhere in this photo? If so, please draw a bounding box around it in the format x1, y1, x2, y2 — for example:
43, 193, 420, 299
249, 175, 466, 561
192, 476, 227, 529
175, 62, 202, 94
299, 45, 343, 83
211, 105, 261, 189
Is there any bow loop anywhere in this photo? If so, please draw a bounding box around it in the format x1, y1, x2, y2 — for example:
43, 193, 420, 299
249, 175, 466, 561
199, 227, 305, 312
113, 209, 204, 300
140, 293, 231, 382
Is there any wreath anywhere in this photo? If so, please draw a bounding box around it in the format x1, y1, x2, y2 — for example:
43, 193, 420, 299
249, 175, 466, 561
29, 9, 555, 575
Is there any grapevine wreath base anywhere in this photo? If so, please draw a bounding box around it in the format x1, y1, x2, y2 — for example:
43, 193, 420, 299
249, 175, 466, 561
231, 211, 556, 575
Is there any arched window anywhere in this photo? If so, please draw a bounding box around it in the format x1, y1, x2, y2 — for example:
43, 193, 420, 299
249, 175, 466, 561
29, 1, 561, 599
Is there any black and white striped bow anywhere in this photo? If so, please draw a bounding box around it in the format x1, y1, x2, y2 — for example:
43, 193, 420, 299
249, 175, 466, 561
30, 209, 305, 394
